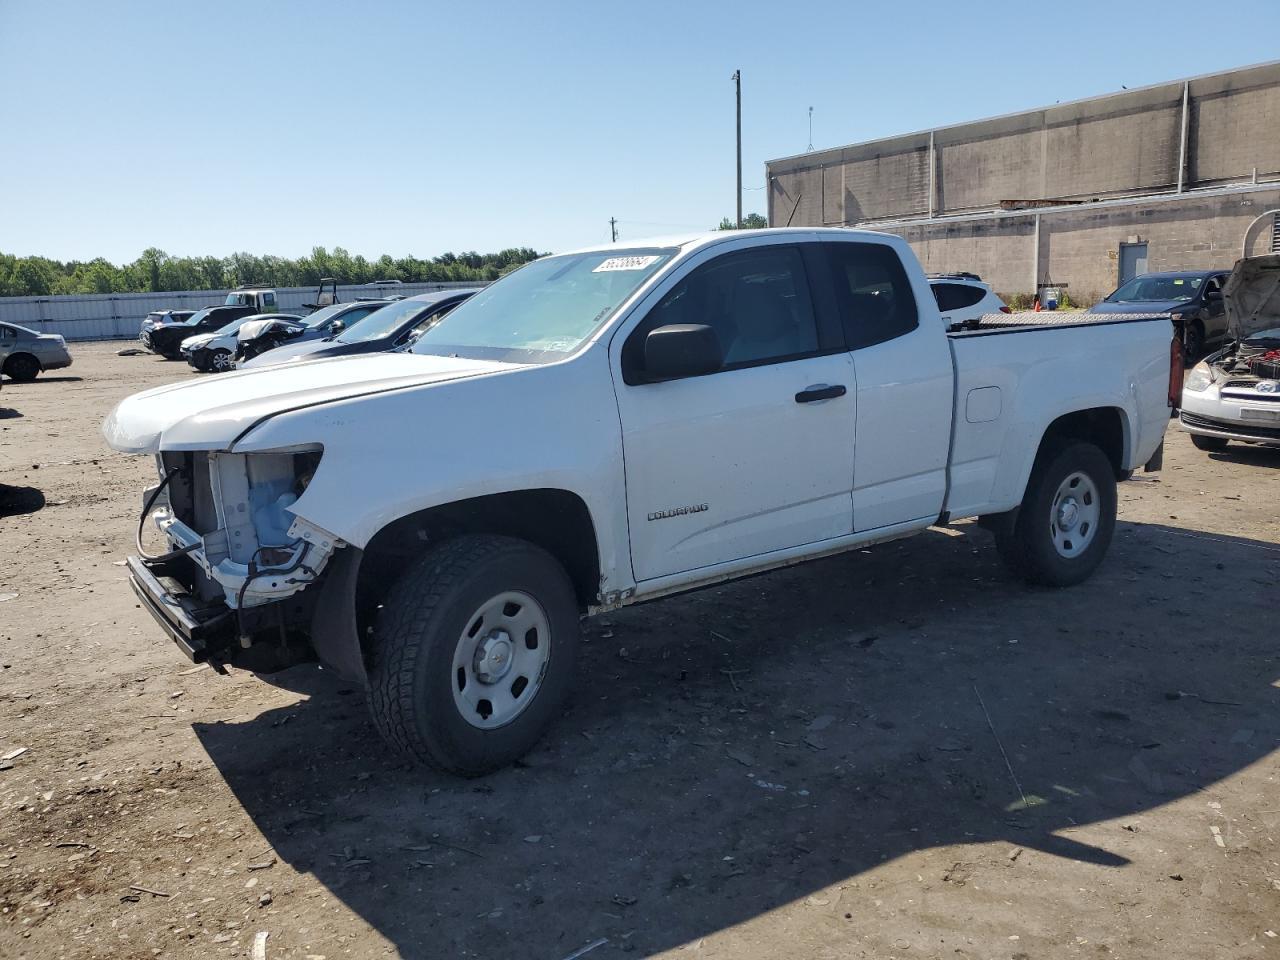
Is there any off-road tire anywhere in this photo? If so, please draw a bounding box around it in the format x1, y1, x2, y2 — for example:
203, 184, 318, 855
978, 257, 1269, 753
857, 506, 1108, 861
1190, 433, 1228, 452
994, 441, 1117, 587
3, 353, 40, 382
367, 534, 580, 776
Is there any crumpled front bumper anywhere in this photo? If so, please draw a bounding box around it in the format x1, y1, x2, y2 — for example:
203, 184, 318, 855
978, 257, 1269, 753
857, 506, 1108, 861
126, 555, 231, 666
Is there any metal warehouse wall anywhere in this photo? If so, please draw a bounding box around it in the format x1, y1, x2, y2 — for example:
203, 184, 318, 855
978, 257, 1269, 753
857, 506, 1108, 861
0, 281, 489, 341
767, 61, 1280, 226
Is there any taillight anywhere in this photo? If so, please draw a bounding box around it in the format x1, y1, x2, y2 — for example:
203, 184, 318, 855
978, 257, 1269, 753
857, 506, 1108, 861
999, 305, 1012, 313
1168, 334, 1184, 408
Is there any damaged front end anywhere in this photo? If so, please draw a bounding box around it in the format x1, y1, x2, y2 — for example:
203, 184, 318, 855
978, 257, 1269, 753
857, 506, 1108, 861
129, 446, 344, 672
1180, 255, 1280, 444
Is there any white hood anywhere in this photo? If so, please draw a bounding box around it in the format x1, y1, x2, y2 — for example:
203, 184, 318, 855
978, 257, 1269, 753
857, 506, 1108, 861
238, 317, 293, 341
1225, 254, 1280, 340
102, 352, 514, 455
181, 332, 217, 351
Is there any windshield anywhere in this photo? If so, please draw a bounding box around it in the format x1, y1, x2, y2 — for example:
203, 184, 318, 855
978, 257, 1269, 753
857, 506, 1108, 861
1109, 275, 1203, 302
337, 299, 433, 343
300, 302, 352, 330
212, 316, 249, 335
411, 249, 676, 363
184, 308, 213, 326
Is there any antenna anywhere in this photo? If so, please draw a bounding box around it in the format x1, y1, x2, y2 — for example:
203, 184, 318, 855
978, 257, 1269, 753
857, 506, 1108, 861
808, 106, 813, 151
609, 217, 618, 243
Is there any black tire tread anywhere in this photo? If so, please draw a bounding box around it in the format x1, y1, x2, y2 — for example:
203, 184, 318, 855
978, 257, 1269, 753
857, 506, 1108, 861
367, 534, 573, 776
996, 440, 1116, 588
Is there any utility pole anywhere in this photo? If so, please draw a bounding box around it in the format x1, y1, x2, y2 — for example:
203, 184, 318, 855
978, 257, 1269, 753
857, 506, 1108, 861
733, 70, 743, 229
808, 106, 813, 151
609, 217, 618, 243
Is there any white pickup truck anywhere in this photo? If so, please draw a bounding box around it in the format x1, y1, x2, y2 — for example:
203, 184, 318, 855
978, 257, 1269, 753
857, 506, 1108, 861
103, 228, 1180, 775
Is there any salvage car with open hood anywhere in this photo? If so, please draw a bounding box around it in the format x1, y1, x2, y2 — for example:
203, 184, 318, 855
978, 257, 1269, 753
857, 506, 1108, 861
1180, 254, 1280, 451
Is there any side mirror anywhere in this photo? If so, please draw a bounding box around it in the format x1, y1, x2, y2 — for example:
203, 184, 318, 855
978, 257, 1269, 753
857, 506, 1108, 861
330, 320, 345, 334
643, 324, 721, 380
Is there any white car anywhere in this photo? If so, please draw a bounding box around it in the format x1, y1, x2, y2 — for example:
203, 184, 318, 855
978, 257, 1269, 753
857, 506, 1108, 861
1180, 254, 1280, 452
103, 228, 1176, 775
181, 313, 301, 372
928, 274, 1010, 328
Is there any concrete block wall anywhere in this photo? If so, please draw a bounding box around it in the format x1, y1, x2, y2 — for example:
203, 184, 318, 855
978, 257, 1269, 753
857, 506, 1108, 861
874, 188, 1280, 302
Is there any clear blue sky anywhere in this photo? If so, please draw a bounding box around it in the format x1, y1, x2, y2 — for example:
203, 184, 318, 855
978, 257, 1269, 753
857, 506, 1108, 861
2, 0, 1278, 263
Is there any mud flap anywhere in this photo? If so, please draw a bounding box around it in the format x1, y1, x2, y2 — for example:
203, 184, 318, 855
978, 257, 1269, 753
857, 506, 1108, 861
1144, 440, 1164, 473
309, 545, 368, 685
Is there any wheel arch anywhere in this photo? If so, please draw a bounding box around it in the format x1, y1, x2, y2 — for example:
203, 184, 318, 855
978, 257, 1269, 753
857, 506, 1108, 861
1036, 406, 1129, 479
310, 488, 602, 685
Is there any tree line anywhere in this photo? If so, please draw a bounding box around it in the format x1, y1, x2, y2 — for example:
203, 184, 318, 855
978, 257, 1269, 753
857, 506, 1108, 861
0, 246, 545, 298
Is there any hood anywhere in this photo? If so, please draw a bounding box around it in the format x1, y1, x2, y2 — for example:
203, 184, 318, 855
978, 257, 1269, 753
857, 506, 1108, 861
102, 352, 515, 455
1224, 255, 1280, 341
238, 317, 297, 341
238, 337, 345, 369
181, 333, 217, 350
1088, 299, 1189, 315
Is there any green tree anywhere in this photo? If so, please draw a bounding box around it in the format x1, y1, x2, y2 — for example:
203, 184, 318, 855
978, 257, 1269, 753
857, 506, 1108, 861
717, 213, 768, 230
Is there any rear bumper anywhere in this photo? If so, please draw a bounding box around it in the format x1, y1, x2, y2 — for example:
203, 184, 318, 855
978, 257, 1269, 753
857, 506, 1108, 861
42, 355, 72, 371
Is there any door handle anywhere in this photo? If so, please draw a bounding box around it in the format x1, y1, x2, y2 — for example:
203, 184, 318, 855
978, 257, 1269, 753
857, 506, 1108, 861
795, 384, 847, 404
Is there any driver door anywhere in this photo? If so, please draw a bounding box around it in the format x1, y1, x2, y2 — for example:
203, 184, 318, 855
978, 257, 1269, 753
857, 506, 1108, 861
613, 241, 856, 582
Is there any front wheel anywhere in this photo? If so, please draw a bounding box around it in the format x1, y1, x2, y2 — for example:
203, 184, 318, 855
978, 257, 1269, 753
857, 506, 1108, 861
367, 535, 580, 776
994, 441, 1117, 587
1190, 433, 1228, 452
208, 349, 234, 372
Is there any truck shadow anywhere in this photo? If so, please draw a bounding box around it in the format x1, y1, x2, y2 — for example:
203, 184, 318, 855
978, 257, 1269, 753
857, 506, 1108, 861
193, 519, 1277, 958
0, 484, 45, 517
1205, 445, 1280, 468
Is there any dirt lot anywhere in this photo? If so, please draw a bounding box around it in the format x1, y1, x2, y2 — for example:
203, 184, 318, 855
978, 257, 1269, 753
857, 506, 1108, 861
0, 341, 1277, 960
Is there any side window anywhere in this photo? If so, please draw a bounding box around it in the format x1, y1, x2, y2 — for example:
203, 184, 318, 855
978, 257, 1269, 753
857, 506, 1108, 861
624, 245, 820, 380
931, 283, 963, 312
262, 292, 276, 309
1206, 277, 1222, 295
0, 325, 14, 340
826, 242, 919, 349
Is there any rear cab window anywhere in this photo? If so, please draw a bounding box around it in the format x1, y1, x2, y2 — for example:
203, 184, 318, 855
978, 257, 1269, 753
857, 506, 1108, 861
823, 242, 919, 348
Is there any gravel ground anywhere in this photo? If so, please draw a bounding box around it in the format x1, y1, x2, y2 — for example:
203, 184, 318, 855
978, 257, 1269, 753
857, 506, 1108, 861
0, 342, 1277, 960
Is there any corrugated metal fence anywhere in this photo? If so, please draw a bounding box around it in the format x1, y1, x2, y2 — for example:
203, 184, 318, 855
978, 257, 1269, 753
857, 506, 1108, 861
0, 281, 489, 341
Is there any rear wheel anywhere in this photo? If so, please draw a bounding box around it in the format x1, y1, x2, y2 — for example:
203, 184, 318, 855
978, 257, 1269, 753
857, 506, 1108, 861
3, 353, 40, 382
367, 535, 580, 776
995, 441, 1117, 587
1190, 433, 1228, 452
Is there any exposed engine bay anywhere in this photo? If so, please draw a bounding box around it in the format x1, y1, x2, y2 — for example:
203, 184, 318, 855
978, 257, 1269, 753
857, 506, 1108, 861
143, 448, 341, 609
1203, 254, 1280, 383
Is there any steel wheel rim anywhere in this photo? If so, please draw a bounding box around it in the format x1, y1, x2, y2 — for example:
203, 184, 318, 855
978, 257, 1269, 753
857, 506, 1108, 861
1050, 470, 1100, 559
451, 590, 551, 729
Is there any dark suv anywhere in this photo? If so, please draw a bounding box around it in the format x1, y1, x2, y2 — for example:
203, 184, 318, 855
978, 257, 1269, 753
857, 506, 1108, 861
140, 305, 260, 359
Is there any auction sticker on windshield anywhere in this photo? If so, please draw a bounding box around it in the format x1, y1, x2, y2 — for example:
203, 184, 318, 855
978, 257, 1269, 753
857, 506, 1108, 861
593, 255, 661, 272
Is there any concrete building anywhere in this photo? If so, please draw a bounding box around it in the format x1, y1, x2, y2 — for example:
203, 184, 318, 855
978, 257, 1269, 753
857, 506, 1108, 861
766, 61, 1280, 302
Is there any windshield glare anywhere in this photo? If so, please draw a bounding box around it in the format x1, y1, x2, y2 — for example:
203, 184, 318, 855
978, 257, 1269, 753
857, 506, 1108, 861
411, 249, 675, 363
1110, 275, 1203, 302
185, 308, 213, 325
337, 299, 433, 343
